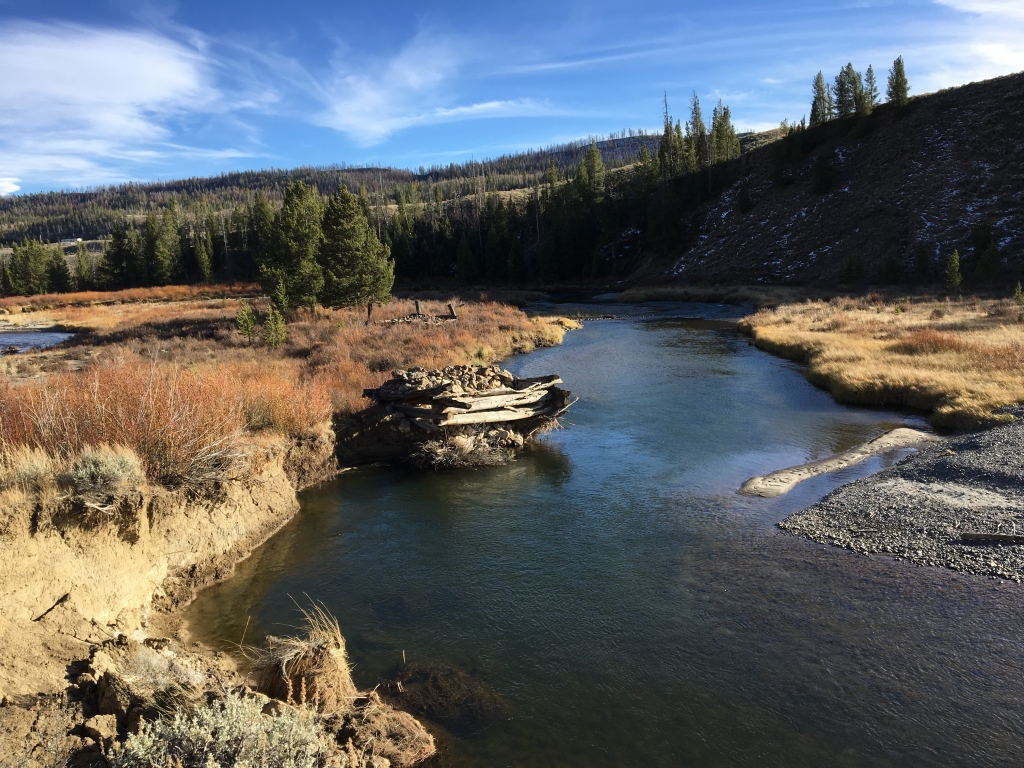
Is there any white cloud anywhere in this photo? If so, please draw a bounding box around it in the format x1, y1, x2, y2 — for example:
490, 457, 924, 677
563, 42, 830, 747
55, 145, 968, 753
0, 21, 239, 188
934, 0, 1024, 22
914, 0, 1024, 92
0, 178, 21, 196
313, 32, 558, 145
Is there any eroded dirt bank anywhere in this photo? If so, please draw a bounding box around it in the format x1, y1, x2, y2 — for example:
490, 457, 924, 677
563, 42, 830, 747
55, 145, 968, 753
0, 428, 336, 702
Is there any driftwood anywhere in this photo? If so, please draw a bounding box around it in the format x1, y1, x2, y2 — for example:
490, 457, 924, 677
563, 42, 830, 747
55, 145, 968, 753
364, 368, 572, 430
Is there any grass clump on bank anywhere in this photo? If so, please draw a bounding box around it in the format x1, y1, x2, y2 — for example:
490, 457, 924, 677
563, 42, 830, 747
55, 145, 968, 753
739, 295, 1024, 429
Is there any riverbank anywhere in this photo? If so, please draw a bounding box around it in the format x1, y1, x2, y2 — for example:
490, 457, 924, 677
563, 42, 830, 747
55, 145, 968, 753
738, 294, 1024, 430
0, 292, 574, 765
780, 408, 1024, 581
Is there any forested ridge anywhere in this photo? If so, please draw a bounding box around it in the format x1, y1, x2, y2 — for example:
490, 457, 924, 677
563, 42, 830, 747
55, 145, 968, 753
3, 59, 1022, 298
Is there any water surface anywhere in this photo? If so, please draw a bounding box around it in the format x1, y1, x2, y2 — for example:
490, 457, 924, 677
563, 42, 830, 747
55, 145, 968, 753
0, 330, 74, 352
187, 303, 1024, 767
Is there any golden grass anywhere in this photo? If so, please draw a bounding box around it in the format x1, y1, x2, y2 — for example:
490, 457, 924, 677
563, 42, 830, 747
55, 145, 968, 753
739, 296, 1024, 429
0, 283, 258, 315
0, 294, 572, 487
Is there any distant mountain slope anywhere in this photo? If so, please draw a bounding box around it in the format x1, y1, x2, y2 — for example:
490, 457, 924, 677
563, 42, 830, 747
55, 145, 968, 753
0, 133, 659, 246
662, 72, 1024, 285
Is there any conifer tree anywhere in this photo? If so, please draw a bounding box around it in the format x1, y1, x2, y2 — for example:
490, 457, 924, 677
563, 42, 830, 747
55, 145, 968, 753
946, 249, 962, 294
1014, 281, 1024, 306
46, 248, 73, 293
810, 71, 834, 126
259, 181, 324, 310
236, 300, 257, 344
263, 305, 286, 347
75, 242, 93, 291
834, 63, 862, 118
710, 101, 741, 163
864, 66, 880, 113
98, 224, 143, 288
689, 93, 709, 168
7, 240, 52, 296
318, 187, 395, 308
887, 56, 909, 106
144, 209, 179, 285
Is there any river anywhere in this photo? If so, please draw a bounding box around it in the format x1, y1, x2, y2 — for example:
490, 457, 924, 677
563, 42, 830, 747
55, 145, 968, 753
186, 302, 1024, 767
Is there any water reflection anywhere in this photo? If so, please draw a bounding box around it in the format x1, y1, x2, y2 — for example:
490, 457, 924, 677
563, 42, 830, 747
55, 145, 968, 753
186, 303, 1022, 768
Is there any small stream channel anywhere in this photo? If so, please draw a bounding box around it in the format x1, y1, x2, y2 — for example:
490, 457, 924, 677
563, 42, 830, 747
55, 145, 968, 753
186, 302, 1024, 767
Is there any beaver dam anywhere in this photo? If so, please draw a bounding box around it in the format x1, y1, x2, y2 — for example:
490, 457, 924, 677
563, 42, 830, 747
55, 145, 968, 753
336, 364, 574, 468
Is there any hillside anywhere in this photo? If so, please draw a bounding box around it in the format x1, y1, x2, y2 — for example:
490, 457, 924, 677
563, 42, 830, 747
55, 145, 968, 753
0, 134, 659, 246
659, 72, 1024, 286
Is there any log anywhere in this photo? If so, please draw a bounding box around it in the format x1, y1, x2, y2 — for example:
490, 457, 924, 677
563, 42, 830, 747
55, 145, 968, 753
960, 532, 1024, 544
439, 390, 552, 414
414, 300, 421, 316
448, 303, 458, 318
394, 404, 440, 418
513, 374, 562, 390
439, 404, 557, 426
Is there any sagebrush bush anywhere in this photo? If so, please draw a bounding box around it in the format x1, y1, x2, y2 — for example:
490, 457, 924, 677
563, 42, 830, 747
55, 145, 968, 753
61, 447, 141, 494
110, 692, 329, 768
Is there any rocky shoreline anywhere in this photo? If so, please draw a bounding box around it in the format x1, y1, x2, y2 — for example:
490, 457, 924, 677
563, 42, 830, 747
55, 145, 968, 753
780, 409, 1024, 581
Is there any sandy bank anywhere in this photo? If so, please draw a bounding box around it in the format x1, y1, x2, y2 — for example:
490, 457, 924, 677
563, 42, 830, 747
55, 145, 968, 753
740, 427, 941, 497
780, 410, 1024, 581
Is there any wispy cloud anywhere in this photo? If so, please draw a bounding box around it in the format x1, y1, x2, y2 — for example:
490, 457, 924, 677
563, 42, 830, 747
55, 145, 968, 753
0, 21, 244, 190
312, 32, 561, 145
934, 0, 1024, 22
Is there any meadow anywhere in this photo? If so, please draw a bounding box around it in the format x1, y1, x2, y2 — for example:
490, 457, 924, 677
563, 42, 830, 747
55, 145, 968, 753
739, 295, 1024, 429
0, 294, 573, 499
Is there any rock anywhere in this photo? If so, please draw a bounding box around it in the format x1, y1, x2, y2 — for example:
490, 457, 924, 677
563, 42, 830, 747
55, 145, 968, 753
82, 714, 118, 742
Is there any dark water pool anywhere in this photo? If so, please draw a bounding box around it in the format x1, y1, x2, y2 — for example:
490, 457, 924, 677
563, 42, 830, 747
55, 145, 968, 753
0, 330, 74, 352
186, 303, 1024, 767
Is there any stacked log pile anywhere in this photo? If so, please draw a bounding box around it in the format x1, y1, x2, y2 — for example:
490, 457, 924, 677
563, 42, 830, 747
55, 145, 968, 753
363, 365, 573, 433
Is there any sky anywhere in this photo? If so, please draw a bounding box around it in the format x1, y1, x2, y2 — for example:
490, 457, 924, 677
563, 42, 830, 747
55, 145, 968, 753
0, 0, 1022, 195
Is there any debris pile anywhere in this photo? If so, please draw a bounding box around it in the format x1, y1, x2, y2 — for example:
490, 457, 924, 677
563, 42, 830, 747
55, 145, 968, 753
365, 365, 572, 432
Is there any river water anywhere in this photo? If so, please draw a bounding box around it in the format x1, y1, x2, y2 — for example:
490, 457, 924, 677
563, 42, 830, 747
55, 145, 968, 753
186, 303, 1024, 767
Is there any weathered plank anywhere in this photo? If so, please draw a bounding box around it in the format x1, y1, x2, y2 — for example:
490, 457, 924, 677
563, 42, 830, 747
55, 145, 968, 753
440, 390, 552, 414
439, 404, 557, 426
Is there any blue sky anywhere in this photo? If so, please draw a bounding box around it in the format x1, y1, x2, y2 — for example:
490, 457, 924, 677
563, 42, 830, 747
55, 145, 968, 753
0, 0, 1022, 194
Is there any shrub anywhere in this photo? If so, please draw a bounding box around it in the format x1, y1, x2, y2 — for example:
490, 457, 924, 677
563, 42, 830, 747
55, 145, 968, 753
60, 447, 141, 495
893, 328, 965, 355
811, 151, 835, 194
110, 691, 329, 768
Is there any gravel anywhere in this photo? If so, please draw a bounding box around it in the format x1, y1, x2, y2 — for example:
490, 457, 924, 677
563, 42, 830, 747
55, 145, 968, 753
780, 408, 1024, 581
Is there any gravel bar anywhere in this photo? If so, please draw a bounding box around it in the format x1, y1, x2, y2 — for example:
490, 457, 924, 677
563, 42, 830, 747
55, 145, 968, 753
780, 409, 1024, 582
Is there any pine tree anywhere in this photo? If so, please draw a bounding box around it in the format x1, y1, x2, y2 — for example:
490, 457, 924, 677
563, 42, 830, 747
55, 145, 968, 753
864, 66, 880, 113
1014, 281, 1024, 306
144, 209, 179, 285
318, 187, 395, 308
75, 242, 93, 291
98, 224, 143, 289
260, 181, 324, 310
46, 248, 73, 293
946, 249, 962, 294
263, 305, 287, 347
7, 240, 52, 296
887, 56, 909, 106
810, 71, 834, 126
689, 92, 709, 168
235, 300, 257, 344
710, 101, 741, 163
834, 63, 860, 118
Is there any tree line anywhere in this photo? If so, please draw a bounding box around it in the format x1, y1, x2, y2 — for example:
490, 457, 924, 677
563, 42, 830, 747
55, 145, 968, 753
810, 56, 909, 126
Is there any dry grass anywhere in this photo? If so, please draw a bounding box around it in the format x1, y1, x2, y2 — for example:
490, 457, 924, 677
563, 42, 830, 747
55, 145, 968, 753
251, 602, 359, 714
0, 283, 258, 315
0, 293, 572, 488
739, 296, 1024, 429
